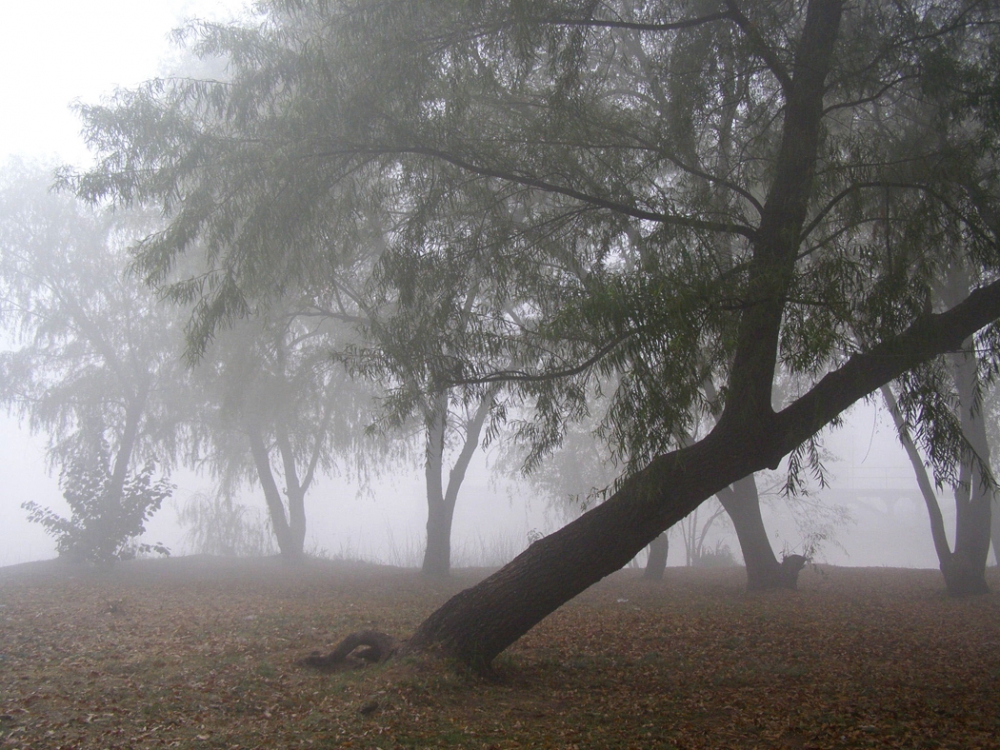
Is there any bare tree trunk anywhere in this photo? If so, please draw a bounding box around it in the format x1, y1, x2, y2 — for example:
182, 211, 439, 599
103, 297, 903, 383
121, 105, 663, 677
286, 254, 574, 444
248, 422, 301, 561
422, 394, 454, 577
422, 391, 493, 576
94, 386, 148, 557
276, 424, 308, 561
643, 532, 668, 580
883, 380, 990, 596
946, 338, 992, 594
715, 475, 789, 590
992, 502, 1000, 567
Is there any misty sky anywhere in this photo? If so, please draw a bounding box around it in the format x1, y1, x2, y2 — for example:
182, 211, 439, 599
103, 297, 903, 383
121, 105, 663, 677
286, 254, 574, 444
0, 1, 955, 570
0, 0, 244, 165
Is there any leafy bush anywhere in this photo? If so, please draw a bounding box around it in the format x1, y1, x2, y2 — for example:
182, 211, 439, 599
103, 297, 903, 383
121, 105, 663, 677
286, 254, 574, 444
22, 450, 171, 564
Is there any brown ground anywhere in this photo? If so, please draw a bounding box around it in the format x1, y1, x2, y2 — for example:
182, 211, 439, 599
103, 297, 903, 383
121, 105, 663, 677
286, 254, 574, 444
1, 556, 998, 749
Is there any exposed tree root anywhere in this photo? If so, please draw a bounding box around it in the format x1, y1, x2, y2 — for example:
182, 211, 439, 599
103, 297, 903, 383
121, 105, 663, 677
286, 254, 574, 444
299, 630, 400, 672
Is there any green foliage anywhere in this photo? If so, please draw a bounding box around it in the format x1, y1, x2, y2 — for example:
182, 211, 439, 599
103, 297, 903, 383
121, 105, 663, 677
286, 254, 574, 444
22, 443, 172, 564
69, 0, 1000, 492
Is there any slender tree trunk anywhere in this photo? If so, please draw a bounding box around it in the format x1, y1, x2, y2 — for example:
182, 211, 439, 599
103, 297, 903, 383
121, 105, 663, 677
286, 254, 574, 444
992, 501, 1000, 567
422, 391, 494, 576
883, 379, 990, 596
276, 424, 308, 561
715, 476, 787, 590
248, 422, 300, 561
92, 386, 148, 559
643, 532, 669, 580
946, 338, 992, 594
422, 394, 453, 576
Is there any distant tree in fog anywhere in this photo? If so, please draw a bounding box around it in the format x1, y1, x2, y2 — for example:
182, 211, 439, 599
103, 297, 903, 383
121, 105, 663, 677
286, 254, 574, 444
185, 306, 378, 562
0, 160, 184, 561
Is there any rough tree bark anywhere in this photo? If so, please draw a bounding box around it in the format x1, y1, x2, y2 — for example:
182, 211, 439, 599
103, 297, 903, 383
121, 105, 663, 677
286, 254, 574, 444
309, 0, 1000, 669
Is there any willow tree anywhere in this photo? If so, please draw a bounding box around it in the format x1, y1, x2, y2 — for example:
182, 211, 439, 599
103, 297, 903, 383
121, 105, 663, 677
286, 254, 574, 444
186, 306, 376, 562
1, 160, 184, 561
75, 0, 1000, 665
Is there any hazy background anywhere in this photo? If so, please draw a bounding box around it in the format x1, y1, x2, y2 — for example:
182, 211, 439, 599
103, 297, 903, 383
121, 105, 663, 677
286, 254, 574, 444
0, 0, 955, 571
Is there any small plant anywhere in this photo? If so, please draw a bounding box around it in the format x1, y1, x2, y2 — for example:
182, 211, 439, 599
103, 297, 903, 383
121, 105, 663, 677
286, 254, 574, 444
22, 446, 171, 564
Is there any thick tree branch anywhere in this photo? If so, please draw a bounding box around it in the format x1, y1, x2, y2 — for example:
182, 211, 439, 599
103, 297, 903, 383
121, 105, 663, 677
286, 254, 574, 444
774, 276, 1000, 460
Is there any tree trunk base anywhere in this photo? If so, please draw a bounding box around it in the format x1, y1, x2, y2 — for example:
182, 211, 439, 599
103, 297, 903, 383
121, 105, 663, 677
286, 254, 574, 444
746, 554, 808, 592
299, 630, 400, 672
941, 558, 990, 597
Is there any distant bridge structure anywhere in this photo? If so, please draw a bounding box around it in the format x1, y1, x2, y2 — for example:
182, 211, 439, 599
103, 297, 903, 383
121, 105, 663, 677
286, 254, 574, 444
818, 465, 941, 516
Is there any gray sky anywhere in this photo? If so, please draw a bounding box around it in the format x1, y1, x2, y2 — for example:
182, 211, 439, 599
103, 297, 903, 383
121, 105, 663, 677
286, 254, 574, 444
0, 0, 245, 165
0, 1, 946, 569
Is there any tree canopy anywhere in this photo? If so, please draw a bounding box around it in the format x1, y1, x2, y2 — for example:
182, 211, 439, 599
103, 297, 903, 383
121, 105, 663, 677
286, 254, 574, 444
73, 0, 1000, 663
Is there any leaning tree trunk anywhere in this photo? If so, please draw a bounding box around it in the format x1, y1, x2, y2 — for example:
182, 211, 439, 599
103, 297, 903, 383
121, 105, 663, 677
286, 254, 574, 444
403, 272, 1000, 666
643, 532, 669, 580
310, 0, 1000, 669
401, 0, 996, 663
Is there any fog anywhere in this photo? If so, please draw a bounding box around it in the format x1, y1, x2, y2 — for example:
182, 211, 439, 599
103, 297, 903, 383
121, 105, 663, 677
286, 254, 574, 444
0, 398, 958, 570
0, 1, 976, 573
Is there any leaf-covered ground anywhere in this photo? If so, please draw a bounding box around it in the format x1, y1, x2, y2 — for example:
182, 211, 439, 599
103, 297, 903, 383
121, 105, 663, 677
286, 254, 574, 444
1, 557, 998, 749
